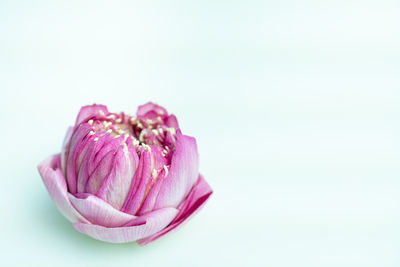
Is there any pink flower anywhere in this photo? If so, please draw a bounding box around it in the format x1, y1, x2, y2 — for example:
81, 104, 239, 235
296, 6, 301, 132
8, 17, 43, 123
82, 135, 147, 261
38, 103, 212, 245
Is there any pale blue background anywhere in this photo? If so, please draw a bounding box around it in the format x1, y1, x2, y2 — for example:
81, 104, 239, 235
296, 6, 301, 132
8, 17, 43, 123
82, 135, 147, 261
1, 0, 399, 266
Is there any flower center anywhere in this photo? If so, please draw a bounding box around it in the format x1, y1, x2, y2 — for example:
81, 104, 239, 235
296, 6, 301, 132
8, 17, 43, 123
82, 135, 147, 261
130, 115, 177, 158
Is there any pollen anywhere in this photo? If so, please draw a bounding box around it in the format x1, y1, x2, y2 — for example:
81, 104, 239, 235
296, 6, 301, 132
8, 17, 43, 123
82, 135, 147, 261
116, 118, 122, 123
166, 127, 176, 135
88, 119, 93, 125
94, 137, 99, 141
142, 144, 151, 151
163, 165, 169, 176
103, 121, 112, 128
132, 138, 140, 146
98, 110, 105, 116
139, 129, 147, 142
88, 131, 95, 135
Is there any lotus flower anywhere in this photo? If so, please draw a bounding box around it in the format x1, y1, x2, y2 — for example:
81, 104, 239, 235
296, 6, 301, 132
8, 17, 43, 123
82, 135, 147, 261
38, 103, 212, 245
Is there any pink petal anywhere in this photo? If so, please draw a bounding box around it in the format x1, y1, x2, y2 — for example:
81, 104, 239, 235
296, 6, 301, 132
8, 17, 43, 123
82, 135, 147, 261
96, 144, 136, 209
166, 114, 179, 129
137, 102, 168, 118
137, 175, 212, 245
65, 123, 93, 194
137, 168, 167, 215
37, 154, 90, 223
153, 132, 199, 209
69, 193, 136, 227
121, 149, 152, 215
61, 126, 74, 175
75, 104, 108, 126
72, 207, 178, 243
79, 134, 122, 193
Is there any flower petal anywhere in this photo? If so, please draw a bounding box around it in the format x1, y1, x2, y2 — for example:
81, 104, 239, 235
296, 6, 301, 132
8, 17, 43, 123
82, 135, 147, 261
72, 207, 178, 243
153, 132, 199, 209
121, 149, 152, 215
96, 144, 136, 209
137, 102, 168, 118
66, 123, 93, 194
61, 126, 74, 175
137, 167, 167, 215
37, 154, 90, 223
166, 114, 179, 129
69, 193, 136, 227
137, 175, 212, 245
75, 104, 108, 126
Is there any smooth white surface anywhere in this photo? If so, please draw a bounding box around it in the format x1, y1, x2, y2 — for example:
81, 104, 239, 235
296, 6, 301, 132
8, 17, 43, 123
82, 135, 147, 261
1, 0, 400, 266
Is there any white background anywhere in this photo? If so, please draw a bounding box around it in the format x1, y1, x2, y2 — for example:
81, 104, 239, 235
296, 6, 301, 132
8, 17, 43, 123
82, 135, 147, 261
1, 0, 399, 266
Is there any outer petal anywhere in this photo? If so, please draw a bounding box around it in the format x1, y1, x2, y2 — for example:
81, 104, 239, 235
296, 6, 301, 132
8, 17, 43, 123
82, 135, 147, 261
69, 193, 136, 227
72, 207, 178, 243
37, 154, 90, 224
65, 123, 93, 194
75, 104, 108, 126
61, 126, 74, 175
153, 132, 199, 209
137, 175, 212, 245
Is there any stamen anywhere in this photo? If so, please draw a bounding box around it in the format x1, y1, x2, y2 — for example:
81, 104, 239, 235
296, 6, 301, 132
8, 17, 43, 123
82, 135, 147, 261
166, 127, 176, 135
139, 129, 147, 142
132, 138, 140, 146
103, 121, 112, 128
163, 165, 169, 176
142, 144, 151, 151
